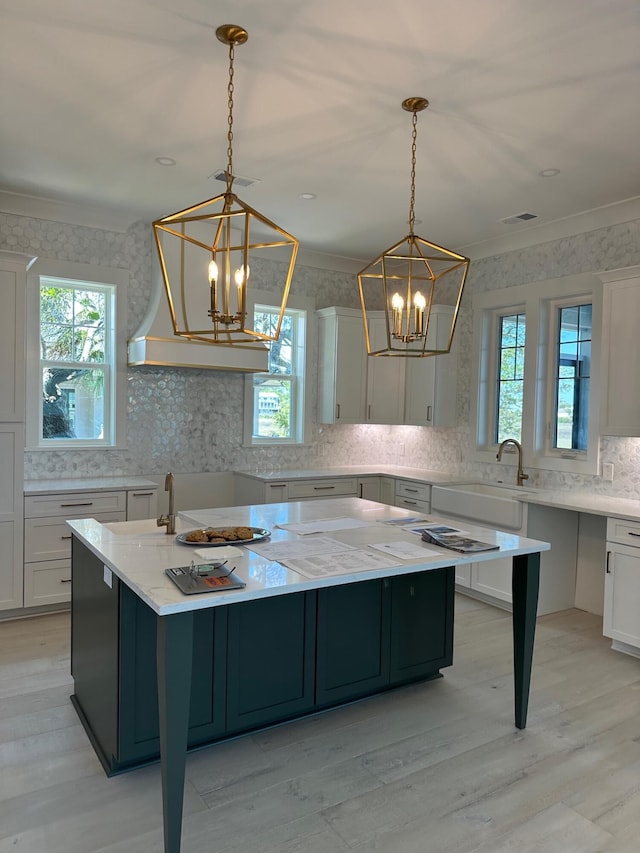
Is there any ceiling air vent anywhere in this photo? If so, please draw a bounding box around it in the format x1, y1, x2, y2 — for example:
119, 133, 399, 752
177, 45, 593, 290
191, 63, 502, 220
210, 170, 260, 188
499, 211, 538, 225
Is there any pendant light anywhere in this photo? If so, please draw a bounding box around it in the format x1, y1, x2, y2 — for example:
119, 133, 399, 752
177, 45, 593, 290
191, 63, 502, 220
358, 98, 470, 357
153, 25, 299, 346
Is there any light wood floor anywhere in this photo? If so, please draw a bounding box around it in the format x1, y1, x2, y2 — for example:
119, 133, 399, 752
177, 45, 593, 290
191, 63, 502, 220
1, 596, 639, 853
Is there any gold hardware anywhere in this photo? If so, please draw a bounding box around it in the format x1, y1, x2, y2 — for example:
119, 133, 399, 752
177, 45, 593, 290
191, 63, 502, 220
153, 25, 298, 345
359, 97, 469, 357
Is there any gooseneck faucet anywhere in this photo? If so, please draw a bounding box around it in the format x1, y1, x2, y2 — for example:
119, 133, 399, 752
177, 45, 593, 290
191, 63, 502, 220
496, 439, 529, 487
157, 471, 176, 534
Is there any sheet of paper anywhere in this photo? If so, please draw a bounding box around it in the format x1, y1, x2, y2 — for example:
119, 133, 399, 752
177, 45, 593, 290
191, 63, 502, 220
378, 515, 431, 526
404, 523, 470, 536
245, 536, 357, 561
282, 549, 400, 579
367, 540, 442, 560
275, 517, 373, 534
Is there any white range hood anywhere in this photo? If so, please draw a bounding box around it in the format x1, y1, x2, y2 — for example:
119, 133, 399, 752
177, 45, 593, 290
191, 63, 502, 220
127, 238, 269, 373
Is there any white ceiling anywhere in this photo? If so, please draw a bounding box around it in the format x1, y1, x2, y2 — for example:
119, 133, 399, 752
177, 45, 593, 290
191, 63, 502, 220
1, 0, 639, 263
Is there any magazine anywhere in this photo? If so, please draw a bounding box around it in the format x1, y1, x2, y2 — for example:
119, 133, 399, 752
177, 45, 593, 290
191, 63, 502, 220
420, 527, 499, 554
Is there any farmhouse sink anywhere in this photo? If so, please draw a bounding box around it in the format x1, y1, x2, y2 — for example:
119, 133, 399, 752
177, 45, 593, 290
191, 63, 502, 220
431, 482, 537, 531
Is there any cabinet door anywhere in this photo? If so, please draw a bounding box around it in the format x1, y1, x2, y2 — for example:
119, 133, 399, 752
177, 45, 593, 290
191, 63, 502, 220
226, 592, 316, 732
471, 556, 513, 605
600, 268, 640, 436
0, 423, 24, 610
126, 488, 158, 520
603, 544, 640, 649
118, 587, 227, 766
404, 305, 457, 427
389, 568, 454, 684
358, 477, 380, 501
379, 477, 396, 506
366, 317, 405, 424
0, 256, 27, 423
316, 580, 391, 705
317, 309, 367, 424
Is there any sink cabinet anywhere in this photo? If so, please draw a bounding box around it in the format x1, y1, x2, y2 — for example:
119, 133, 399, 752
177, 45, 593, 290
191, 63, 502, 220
71, 537, 454, 774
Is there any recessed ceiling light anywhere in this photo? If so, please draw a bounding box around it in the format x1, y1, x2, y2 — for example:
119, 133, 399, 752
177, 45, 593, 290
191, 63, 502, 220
538, 168, 560, 177
299, 192, 316, 200
155, 156, 176, 167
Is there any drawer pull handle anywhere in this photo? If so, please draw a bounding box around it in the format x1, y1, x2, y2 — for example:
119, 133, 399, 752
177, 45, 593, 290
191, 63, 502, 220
313, 486, 335, 491
60, 502, 94, 508
60, 578, 72, 584
627, 532, 640, 538
427, 405, 432, 422
606, 551, 611, 573
60, 535, 72, 540
403, 499, 418, 506
131, 491, 153, 497
405, 488, 419, 493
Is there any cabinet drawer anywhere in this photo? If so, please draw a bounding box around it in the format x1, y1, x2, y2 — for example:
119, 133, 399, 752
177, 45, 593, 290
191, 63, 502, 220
25, 490, 127, 518
395, 496, 431, 514
24, 559, 72, 607
25, 511, 126, 562
395, 480, 431, 503
606, 517, 640, 547
287, 478, 358, 500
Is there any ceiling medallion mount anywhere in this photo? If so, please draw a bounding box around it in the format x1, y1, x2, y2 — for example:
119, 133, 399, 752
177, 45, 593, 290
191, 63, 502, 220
402, 97, 429, 113
358, 96, 470, 358
215, 25, 248, 46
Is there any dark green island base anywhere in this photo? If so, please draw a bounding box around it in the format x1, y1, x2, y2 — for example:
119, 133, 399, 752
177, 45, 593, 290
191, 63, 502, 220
71, 539, 455, 776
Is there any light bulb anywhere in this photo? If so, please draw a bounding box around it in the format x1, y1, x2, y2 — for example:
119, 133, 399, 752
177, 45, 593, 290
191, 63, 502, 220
208, 259, 219, 284
413, 291, 426, 310
234, 264, 250, 287
391, 292, 404, 310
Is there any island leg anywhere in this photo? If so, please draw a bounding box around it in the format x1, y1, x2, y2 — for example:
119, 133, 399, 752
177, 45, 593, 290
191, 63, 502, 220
511, 552, 540, 729
157, 611, 194, 853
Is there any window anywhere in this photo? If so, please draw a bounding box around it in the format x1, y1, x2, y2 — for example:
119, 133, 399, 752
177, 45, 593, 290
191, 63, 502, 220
554, 303, 592, 451
471, 273, 602, 475
496, 312, 526, 443
26, 259, 127, 449
243, 292, 313, 446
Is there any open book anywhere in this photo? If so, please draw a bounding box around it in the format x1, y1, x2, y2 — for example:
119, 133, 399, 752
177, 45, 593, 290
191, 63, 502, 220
421, 526, 499, 554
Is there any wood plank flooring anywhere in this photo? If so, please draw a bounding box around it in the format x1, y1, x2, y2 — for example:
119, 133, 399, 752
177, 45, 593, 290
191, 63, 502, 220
1, 596, 638, 852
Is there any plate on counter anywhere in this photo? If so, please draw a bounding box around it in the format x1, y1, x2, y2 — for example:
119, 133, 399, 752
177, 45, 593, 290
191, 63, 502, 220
176, 526, 270, 547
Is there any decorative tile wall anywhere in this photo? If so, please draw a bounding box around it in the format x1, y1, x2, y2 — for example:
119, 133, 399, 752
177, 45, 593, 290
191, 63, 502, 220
3, 208, 640, 499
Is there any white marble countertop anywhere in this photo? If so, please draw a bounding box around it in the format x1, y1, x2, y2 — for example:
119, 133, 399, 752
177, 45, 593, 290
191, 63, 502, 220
67, 497, 550, 617
24, 476, 158, 495
233, 465, 458, 484
235, 467, 640, 521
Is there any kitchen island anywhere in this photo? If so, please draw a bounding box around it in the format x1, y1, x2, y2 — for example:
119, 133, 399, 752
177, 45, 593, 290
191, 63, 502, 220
68, 497, 550, 853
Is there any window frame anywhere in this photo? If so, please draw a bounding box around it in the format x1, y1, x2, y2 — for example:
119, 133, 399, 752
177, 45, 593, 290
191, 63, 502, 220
26, 259, 128, 450
470, 273, 602, 476
242, 290, 314, 447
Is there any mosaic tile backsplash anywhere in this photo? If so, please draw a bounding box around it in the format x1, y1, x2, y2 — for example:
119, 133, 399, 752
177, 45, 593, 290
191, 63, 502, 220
2, 208, 640, 499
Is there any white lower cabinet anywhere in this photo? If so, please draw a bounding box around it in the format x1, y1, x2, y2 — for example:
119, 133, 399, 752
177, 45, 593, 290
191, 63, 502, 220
357, 477, 380, 501
394, 479, 431, 514
23, 483, 157, 609
445, 504, 578, 616
233, 473, 360, 505
604, 517, 640, 657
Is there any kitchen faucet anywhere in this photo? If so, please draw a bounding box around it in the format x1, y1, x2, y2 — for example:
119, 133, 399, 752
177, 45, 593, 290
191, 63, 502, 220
157, 471, 176, 534
496, 439, 529, 487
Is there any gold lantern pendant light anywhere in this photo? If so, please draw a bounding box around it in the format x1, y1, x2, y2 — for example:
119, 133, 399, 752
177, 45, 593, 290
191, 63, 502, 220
358, 97, 470, 357
153, 25, 299, 346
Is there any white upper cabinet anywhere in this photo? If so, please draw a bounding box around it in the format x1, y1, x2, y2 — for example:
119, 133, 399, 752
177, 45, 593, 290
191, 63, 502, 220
0, 252, 31, 422
404, 304, 458, 427
317, 307, 367, 424
599, 266, 640, 436
317, 305, 459, 427
365, 316, 406, 424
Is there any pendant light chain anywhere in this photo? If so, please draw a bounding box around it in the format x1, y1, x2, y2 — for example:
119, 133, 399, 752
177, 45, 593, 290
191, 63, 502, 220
225, 41, 235, 193
408, 109, 418, 236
